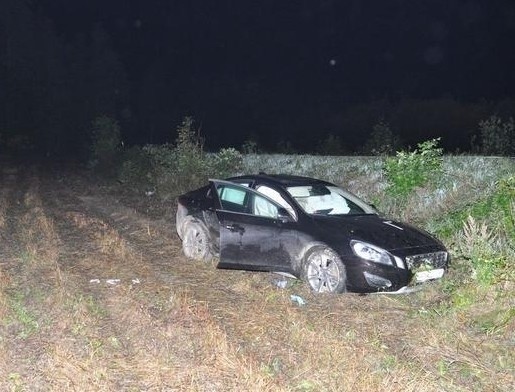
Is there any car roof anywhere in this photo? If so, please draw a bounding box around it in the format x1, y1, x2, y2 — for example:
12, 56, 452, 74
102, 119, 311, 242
226, 173, 335, 188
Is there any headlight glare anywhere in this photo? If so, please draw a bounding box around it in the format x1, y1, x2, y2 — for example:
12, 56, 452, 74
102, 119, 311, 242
351, 240, 393, 266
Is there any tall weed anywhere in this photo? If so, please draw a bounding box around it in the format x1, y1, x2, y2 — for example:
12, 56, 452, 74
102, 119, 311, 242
458, 216, 506, 286
434, 174, 515, 322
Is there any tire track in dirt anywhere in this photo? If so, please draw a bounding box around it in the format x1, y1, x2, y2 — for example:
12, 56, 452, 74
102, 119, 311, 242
0, 165, 67, 389
0, 164, 33, 260
31, 168, 282, 390
0, 166, 198, 389
34, 173, 201, 389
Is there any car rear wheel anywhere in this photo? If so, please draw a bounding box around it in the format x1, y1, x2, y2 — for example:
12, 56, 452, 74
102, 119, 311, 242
182, 222, 213, 262
303, 247, 347, 293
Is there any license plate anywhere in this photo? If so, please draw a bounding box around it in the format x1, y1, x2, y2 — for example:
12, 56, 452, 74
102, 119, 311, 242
414, 268, 445, 283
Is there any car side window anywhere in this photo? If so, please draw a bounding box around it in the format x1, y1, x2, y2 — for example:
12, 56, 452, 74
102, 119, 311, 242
255, 185, 296, 220
252, 193, 279, 218
217, 185, 249, 213
216, 183, 282, 219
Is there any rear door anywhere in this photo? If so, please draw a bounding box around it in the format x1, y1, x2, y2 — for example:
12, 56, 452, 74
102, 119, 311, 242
211, 180, 297, 272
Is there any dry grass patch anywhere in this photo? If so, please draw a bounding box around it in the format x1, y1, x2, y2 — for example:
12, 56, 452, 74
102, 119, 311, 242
0, 268, 11, 375
379, 286, 515, 392
43, 344, 112, 390
39, 277, 281, 390
0, 187, 8, 230
0, 286, 8, 321
192, 275, 514, 392
66, 211, 134, 260
96, 226, 132, 259
17, 185, 61, 268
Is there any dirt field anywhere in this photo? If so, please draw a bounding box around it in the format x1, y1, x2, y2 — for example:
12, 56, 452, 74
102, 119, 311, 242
0, 163, 513, 391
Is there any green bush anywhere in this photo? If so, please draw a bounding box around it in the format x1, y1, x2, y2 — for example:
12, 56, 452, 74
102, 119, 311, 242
383, 138, 443, 197
208, 147, 243, 178
142, 144, 175, 169
89, 115, 122, 176
118, 146, 154, 188
137, 117, 209, 199
118, 117, 244, 199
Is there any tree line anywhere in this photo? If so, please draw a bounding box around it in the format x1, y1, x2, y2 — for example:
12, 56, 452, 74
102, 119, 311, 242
1, 0, 514, 159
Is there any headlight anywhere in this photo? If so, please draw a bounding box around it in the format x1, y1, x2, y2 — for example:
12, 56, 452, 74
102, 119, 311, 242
351, 240, 393, 266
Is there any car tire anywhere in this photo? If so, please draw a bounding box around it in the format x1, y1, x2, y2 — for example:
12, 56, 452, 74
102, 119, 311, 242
182, 221, 213, 262
302, 246, 347, 293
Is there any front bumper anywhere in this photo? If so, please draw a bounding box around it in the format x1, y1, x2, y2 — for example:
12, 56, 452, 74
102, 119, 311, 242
371, 285, 424, 295
345, 249, 449, 293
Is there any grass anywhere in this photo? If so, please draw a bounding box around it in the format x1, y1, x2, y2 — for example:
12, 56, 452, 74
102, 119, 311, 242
0, 157, 514, 391
7, 291, 40, 339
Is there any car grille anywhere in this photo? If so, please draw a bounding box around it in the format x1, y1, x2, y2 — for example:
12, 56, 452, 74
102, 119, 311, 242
405, 251, 448, 270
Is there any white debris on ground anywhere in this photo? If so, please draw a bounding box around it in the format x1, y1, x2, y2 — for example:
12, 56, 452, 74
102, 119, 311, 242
89, 278, 141, 285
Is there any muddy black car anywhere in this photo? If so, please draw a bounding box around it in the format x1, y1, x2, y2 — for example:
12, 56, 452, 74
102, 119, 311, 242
176, 174, 449, 293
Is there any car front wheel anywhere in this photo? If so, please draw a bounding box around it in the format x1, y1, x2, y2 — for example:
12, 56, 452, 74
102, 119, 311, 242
182, 221, 213, 262
303, 247, 347, 293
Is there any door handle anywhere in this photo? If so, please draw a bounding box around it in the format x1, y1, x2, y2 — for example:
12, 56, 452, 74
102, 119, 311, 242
225, 224, 245, 234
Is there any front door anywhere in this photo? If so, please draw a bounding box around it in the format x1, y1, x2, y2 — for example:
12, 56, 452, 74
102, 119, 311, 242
211, 180, 296, 272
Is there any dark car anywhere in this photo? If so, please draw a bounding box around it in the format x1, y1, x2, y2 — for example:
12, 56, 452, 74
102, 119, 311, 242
176, 174, 449, 293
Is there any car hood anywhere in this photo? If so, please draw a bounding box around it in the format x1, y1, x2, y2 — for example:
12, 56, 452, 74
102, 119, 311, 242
311, 214, 442, 252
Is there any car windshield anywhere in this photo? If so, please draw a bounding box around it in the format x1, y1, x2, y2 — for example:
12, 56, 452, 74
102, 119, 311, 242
286, 185, 375, 216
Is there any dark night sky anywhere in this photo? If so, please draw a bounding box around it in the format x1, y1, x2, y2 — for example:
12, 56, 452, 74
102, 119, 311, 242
10, 1, 515, 152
